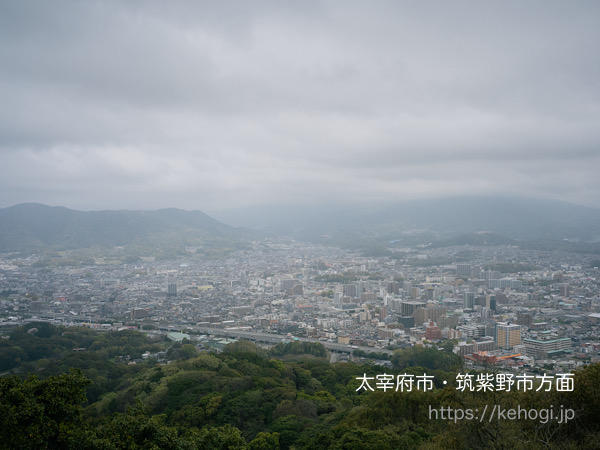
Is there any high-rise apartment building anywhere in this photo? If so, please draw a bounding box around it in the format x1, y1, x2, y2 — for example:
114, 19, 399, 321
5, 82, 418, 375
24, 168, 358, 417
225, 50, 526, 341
413, 305, 447, 326
486, 294, 497, 311
495, 322, 521, 349
401, 301, 426, 317
464, 292, 475, 309
456, 264, 472, 278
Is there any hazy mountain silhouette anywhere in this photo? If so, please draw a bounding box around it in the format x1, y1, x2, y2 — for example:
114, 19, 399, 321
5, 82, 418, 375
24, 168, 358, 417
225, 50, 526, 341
2, 197, 599, 253
0, 203, 248, 252
214, 197, 600, 243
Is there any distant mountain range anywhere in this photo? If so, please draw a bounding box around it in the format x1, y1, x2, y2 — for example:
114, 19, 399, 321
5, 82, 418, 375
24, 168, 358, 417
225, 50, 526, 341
214, 197, 600, 244
1, 197, 599, 255
0, 203, 248, 253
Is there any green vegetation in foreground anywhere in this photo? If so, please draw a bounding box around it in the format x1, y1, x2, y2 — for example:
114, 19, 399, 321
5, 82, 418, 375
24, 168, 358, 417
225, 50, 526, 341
1, 323, 600, 449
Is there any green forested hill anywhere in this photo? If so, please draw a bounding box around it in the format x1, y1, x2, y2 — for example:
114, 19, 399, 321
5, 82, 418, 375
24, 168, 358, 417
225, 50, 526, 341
1, 323, 599, 449
0, 203, 250, 253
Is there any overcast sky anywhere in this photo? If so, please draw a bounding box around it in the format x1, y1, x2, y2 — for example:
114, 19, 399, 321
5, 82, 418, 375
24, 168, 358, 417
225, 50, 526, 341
1, 1, 600, 214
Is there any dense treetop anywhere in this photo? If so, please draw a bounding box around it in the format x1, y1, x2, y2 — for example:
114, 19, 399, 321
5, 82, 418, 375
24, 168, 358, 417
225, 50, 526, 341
1, 323, 599, 449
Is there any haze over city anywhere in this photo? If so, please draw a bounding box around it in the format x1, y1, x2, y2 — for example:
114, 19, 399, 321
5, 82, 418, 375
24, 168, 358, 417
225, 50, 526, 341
3, 3, 600, 448
1, 1, 600, 215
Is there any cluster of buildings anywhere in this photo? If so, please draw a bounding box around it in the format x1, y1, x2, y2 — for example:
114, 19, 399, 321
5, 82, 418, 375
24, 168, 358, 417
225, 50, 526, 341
1, 240, 600, 373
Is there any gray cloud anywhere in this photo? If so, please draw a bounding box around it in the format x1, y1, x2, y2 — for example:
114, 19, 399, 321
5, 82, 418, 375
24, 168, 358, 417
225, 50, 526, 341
1, 1, 599, 213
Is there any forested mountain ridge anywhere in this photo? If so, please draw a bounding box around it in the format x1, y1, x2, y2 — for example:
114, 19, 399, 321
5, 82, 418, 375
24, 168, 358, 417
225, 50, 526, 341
1, 323, 599, 449
0, 203, 250, 253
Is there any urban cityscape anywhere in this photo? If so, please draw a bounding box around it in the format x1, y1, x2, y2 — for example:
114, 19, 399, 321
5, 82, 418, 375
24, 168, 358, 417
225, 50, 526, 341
2, 239, 598, 373
3, 0, 600, 447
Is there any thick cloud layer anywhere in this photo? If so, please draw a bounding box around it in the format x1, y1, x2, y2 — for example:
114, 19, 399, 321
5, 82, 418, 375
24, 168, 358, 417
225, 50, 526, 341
1, 1, 599, 212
